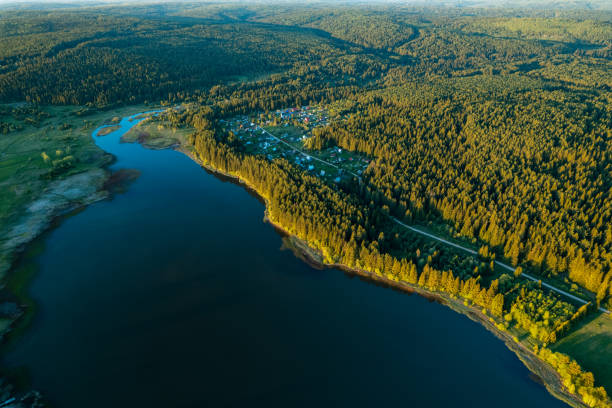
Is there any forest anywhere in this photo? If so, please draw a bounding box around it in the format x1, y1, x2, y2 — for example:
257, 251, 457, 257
0, 2, 610, 407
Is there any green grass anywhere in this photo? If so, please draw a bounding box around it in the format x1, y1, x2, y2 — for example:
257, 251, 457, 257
259, 123, 369, 180
121, 120, 192, 149
1, 107, 94, 228
0, 103, 154, 268
553, 313, 612, 392
265, 124, 304, 139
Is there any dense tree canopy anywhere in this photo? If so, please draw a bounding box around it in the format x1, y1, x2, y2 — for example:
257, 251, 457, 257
2, 4, 611, 404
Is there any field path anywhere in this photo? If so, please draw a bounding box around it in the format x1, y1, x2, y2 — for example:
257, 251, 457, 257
259, 127, 361, 179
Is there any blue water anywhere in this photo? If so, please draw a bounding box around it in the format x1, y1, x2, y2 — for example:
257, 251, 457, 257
2, 111, 568, 407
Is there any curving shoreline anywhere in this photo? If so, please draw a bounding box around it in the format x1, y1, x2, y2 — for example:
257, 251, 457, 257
177, 146, 590, 408
0, 109, 594, 408
0, 109, 164, 406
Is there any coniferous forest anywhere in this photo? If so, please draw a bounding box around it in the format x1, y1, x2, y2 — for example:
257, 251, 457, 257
0, 2, 610, 408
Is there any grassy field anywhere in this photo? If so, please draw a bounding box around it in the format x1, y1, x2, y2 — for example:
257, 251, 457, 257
553, 313, 612, 392
1, 106, 103, 229
121, 119, 192, 149
0, 103, 155, 275
264, 124, 305, 148
259, 124, 365, 181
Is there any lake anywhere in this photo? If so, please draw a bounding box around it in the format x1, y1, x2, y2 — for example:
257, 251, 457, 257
2, 111, 568, 408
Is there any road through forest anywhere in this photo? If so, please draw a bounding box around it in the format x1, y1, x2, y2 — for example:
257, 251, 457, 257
259, 125, 609, 314
392, 217, 610, 314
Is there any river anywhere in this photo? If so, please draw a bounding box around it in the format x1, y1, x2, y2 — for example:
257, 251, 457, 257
2, 111, 568, 408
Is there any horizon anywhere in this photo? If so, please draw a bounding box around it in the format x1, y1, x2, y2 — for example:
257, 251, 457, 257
0, 0, 611, 11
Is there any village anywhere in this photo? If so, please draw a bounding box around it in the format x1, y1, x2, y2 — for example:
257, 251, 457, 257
220, 105, 371, 184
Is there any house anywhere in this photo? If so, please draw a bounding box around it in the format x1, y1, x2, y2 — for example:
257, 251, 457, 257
308, 165, 314, 171
334, 177, 341, 183
320, 170, 325, 176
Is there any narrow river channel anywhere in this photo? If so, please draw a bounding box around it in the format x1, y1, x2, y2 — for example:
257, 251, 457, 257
2, 111, 568, 408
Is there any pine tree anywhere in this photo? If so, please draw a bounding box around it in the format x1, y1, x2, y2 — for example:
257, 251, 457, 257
491, 294, 504, 317
418, 266, 429, 287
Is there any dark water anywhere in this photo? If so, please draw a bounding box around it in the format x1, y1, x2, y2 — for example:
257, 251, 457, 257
3, 112, 568, 408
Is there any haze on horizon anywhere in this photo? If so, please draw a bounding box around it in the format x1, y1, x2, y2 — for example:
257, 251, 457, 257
0, 0, 611, 10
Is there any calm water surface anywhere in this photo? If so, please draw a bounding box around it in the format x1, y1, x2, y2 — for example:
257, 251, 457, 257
3, 112, 568, 407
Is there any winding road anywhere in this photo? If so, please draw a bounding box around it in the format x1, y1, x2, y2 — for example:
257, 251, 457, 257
392, 217, 610, 314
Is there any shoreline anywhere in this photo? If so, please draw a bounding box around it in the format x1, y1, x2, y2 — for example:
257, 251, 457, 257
0, 108, 156, 405
179, 146, 589, 408
0, 169, 114, 407
0, 104, 160, 281
0, 107, 168, 347
0, 115, 593, 407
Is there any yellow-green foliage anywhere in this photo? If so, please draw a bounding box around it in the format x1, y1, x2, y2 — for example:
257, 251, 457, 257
508, 289, 575, 342
537, 347, 610, 408
553, 314, 612, 396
